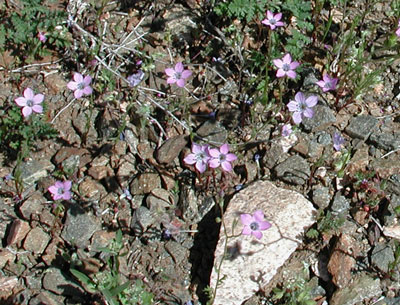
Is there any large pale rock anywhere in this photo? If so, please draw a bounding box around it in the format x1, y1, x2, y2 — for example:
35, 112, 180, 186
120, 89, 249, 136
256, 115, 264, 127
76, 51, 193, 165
210, 180, 316, 305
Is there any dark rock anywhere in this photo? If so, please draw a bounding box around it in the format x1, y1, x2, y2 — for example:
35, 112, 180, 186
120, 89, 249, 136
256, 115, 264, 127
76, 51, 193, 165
131, 206, 156, 235
370, 129, 400, 151
302, 105, 336, 132
78, 177, 107, 201
42, 267, 84, 297
196, 120, 227, 144
29, 291, 65, 305
331, 192, 350, 215
345, 115, 378, 140
165, 240, 188, 264
371, 242, 395, 273
156, 135, 188, 164
0, 198, 15, 241
265, 143, 286, 169
0, 249, 15, 269
312, 187, 331, 209
61, 204, 100, 248
53, 147, 91, 168
274, 155, 311, 185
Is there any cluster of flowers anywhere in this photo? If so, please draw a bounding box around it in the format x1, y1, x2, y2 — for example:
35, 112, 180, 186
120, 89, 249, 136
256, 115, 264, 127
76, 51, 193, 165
183, 143, 237, 173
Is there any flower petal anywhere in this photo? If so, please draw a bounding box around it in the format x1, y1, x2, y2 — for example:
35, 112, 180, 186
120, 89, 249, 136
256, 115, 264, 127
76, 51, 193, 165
176, 79, 185, 87
252, 230, 263, 239
220, 144, 229, 154
276, 69, 285, 78
33, 94, 44, 104
305, 95, 318, 107
240, 213, 253, 225
195, 161, 207, 173
282, 53, 292, 64
63, 180, 72, 191
259, 221, 271, 230
242, 226, 252, 235
175, 62, 184, 73
273, 59, 283, 69
289, 61, 300, 70
266, 10, 273, 19
165, 68, 175, 76
225, 153, 237, 162
286, 70, 297, 79
24, 88, 34, 100
287, 100, 298, 112
253, 210, 265, 222
208, 158, 220, 168
181, 70, 192, 79
83, 86, 93, 95
22, 107, 32, 117
67, 81, 78, 90
15, 97, 27, 107
184, 154, 197, 165
73, 73, 83, 83
303, 108, 314, 118
74, 89, 83, 99
208, 148, 220, 158
48, 185, 58, 194
167, 77, 176, 84
221, 161, 232, 172
295, 92, 305, 103
32, 105, 43, 113
275, 13, 282, 21
292, 112, 302, 124
83, 75, 92, 86
62, 191, 71, 200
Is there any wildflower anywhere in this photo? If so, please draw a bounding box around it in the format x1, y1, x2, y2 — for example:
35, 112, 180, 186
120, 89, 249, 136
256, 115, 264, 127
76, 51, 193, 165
127, 70, 144, 87
38, 32, 47, 42
240, 210, 271, 239
333, 132, 345, 151
48, 180, 72, 201
67, 72, 93, 99
396, 20, 400, 37
261, 11, 284, 30
287, 92, 318, 124
281, 124, 292, 137
316, 73, 338, 92
165, 62, 192, 88
184, 143, 211, 173
273, 53, 299, 79
15, 88, 44, 118
208, 144, 237, 172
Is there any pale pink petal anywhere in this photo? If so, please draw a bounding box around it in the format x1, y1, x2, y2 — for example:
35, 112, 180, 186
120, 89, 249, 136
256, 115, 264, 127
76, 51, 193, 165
266, 10, 273, 19
176, 79, 185, 87
208, 158, 220, 168
261, 19, 270, 26
292, 112, 302, 124
165, 68, 175, 76
181, 70, 192, 79
273, 59, 283, 68
67, 81, 78, 90
269, 24, 276, 30
282, 53, 292, 64
295, 92, 305, 103
32, 105, 43, 113
54, 181, 64, 188
242, 226, 252, 235
275, 21, 284, 27
253, 210, 265, 222
396, 27, 400, 37
73, 73, 84, 83
303, 108, 314, 118
15, 97, 27, 107
52, 194, 62, 200
316, 80, 325, 88
240, 213, 253, 225
220, 144, 229, 154
62, 193, 71, 200
287, 100, 299, 112
208, 148, 220, 158
83, 75, 92, 86
290, 61, 300, 69
22, 107, 32, 117
63, 181, 72, 191
184, 154, 197, 165
305, 95, 318, 107
33, 94, 44, 104
74, 89, 83, 99
286, 70, 297, 79
221, 161, 232, 172
276, 69, 285, 78
259, 221, 271, 230
252, 230, 263, 239
48, 185, 58, 194
275, 13, 282, 21
226, 153, 237, 162
24, 88, 34, 100
83, 86, 93, 95
192, 144, 202, 153
195, 161, 207, 173
175, 62, 184, 73
167, 77, 176, 84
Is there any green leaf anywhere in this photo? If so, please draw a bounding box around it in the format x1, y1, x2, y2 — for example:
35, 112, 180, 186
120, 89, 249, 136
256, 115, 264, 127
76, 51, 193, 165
70, 269, 96, 292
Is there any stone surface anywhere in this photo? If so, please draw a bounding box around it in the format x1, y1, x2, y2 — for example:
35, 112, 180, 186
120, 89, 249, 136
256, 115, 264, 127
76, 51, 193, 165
302, 105, 336, 132
88, 165, 113, 180
19, 159, 55, 186
331, 192, 350, 215
19, 192, 45, 220
210, 180, 316, 305
7, 219, 30, 246
29, 291, 65, 305
196, 120, 228, 144
274, 155, 310, 185
312, 187, 331, 209
130, 173, 161, 195
78, 177, 107, 200
61, 204, 100, 248
0, 249, 15, 269
0, 199, 15, 241
23, 227, 51, 255
156, 135, 187, 164
370, 129, 400, 151
345, 115, 378, 140
371, 242, 395, 273
42, 267, 84, 297
330, 273, 382, 305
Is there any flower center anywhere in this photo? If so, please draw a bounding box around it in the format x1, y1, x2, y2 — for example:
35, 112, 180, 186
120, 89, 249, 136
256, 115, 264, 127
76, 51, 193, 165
219, 154, 226, 161
282, 63, 290, 72
78, 82, 85, 90
299, 101, 307, 111
325, 81, 333, 89
196, 152, 206, 161
250, 222, 259, 231
57, 188, 65, 195
26, 99, 33, 107
269, 18, 276, 25
174, 72, 182, 80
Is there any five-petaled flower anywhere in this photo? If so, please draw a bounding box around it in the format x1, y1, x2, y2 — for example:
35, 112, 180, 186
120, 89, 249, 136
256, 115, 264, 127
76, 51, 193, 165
287, 92, 318, 124
273, 53, 300, 79
183, 143, 211, 173
38, 32, 47, 42
48, 180, 72, 201
15, 88, 44, 118
333, 132, 345, 151
316, 73, 338, 92
165, 62, 192, 88
208, 144, 237, 172
127, 70, 144, 87
261, 11, 284, 30
281, 124, 292, 137
396, 20, 400, 37
240, 210, 271, 239
67, 72, 93, 99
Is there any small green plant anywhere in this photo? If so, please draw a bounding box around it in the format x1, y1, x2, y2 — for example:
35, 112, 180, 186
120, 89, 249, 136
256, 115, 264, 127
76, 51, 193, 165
70, 230, 153, 305
214, 0, 270, 22
306, 210, 345, 239
388, 241, 400, 277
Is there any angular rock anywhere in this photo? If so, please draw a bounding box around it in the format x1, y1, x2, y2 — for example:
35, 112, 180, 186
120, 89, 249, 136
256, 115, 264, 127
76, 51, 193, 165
88, 165, 113, 180
130, 173, 161, 195
274, 155, 310, 185
61, 204, 100, 248
196, 120, 227, 144
7, 219, 30, 246
78, 177, 107, 200
19, 192, 45, 220
23, 227, 50, 255
19, 159, 54, 186
331, 192, 350, 215
210, 180, 316, 305
345, 115, 378, 140
0, 198, 15, 241
312, 187, 332, 209
0, 249, 15, 269
330, 274, 381, 305
302, 105, 336, 132
156, 135, 187, 164
370, 129, 400, 151
53, 147, 91, 168
371, 242, 395, 273
90, 230, 116, 252
42, 267, 84, 297
29, 291, 65, 305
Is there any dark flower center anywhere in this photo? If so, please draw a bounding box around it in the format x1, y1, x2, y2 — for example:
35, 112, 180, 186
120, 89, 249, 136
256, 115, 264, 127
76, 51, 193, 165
196, 152, 206, 161
78, 82, 85, 90
174, 72, 182, 80
219, 154, 226, 161
26, 99, 33, 107
250, 222, 259, 231
269, 18, 276, 25
282, 63, 290, 72
58, 188, 65, 195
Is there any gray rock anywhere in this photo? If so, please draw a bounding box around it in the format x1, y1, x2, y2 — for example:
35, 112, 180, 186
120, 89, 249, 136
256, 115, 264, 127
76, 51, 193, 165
371, 242, 395, 273
387, 174, 400, 196
42, 267, 84, 297
345, 115, 378, 140
18, 159, 54, 187
29, 291, 65, 305
25, 274, 42, 290
315, 131, 332, 145
23, 227, 51, 255
0, 198, 16, 241
384, 194, 400, 226
330, 273, 382, 305
331, 192, 350, 215
164, 240, 188, 264
156, 135, 187, 164
131, 206, 155, 235
265, 143, 286, 169
61, 204, 100, 248
370, 129, 400, 151
196, 120, 227, 144
274, 155, 311, 185
19, 192, 45, 220
124, 126, 139, 154
312, 187, 332, 209
72, 108, 99, 143
302, 105, 336, 132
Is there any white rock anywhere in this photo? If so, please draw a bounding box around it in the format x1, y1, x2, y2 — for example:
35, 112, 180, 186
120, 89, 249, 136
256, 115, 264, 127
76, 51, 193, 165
210, 180, 316, 305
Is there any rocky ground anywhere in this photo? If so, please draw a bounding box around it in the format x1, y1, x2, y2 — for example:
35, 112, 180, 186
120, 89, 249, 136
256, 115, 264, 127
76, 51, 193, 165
1, 0, 400, 304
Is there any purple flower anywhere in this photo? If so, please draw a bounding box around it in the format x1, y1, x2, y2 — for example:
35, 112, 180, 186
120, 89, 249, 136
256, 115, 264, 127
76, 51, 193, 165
165, 62, 192, 88
208, 144, 237, 172
333, 132, 345, 151
281, 124, 292, 137
316, 73, 338, 92
67, 72, 93, 99
273, 53, 300, 79
38, 32, 47, 42
48, 180, 72, 200
183, 144, 211, 173
240, 210, 271, 239
15, 88, 44, 117
396, 20, 400, 37
127, 70, 144, 87
287, 92, 318, 124
261, 11, 284, 30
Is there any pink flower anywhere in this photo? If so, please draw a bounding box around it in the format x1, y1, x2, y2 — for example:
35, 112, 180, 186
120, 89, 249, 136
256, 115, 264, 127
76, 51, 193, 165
165, 62, 192, 88
333, 132, 345, 151
273, 53, 300, 79
281, 124, 292, 137
48, 180, 72, 201
261, 11, 284, 30
396, 20, 400, 37
38, 32, 47, 42
15, 88, 44, 118
287, 92, 318, 124
67, 72, 93, 99
208, 144, 237, 172
240, 210, 271, 239
316, 73, 338, 92
183, 143, 211, 173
